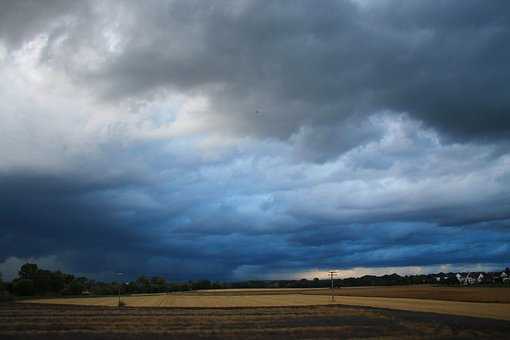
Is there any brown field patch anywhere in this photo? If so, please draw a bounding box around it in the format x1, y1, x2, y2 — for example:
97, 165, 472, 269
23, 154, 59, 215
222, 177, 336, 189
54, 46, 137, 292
2, 302, 510, 339
321, 285, 510, 303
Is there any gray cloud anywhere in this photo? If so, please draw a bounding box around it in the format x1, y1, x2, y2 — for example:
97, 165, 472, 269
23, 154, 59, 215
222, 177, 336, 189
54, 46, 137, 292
0, 0, 509, 280
0, 0, 90, 47
8, 0, 505, 144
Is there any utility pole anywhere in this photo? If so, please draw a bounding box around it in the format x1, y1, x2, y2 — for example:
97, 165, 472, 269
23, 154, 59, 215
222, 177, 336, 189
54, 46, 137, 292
329, 271, 337, 302
116, 272, 124, 307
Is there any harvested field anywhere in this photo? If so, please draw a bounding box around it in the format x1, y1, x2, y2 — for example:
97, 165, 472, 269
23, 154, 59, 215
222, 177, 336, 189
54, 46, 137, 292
325, 285, 510, 303
195, 285, 510, 303
25, 293, 332, 308
3, 302, 510, 339
24, 286, 510, 321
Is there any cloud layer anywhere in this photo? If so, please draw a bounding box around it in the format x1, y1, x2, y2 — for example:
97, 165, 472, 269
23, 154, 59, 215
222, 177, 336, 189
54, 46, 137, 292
0, 0, 509, 281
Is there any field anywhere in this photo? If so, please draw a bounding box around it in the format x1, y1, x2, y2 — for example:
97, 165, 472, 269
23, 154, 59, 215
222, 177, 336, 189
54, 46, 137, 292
322, 285, 510, 303
24, 286, 510, 321
3, 302, 510, 339
188, 285, 510, 302
6, 286, 510, 339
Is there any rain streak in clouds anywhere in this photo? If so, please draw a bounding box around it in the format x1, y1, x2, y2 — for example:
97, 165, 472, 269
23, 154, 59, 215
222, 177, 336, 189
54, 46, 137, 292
0, 0, 509, 281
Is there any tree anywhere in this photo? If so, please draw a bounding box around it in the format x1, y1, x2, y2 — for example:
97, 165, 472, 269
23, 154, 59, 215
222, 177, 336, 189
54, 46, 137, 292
0, 274, 13, 302
49, 271, 66, 293
18, 263, 39, 281
12, 279, 35, 296
150, 276, 167, 292
135, 276, 151, 293
151, 276, 167, 286
33, 269, 52, 295
66, 280, 85, 295
191, 280, 211, 290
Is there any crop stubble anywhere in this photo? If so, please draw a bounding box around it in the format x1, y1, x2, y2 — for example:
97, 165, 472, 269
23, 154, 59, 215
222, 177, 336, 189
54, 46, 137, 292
23, 286, 510, 321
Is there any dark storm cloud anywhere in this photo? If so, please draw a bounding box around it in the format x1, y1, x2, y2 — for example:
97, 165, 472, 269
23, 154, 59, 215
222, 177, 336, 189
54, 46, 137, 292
0, 171, 222, 280
1, 163, 510, 280
0, 171, 291, 280
0, 172, 140, 261
4, 134, 508, 281
1, 0, 510, 281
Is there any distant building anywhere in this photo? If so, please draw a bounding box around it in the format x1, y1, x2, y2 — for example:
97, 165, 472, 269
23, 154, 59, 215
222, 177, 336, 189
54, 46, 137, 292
454, 269, 510, 285
457, 272, 477, 285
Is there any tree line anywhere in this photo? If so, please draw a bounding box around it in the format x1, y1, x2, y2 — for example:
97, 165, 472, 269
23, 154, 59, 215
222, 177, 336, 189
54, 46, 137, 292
1, 263, 509, 300
0, 263, 228, 298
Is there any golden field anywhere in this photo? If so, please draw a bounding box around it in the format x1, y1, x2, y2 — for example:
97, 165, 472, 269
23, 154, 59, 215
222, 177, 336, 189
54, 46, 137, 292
24, 285, 510, 321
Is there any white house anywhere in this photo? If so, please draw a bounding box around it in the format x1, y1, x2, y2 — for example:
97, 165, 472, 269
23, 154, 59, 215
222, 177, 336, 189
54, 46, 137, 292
466, 273, 477, 285
457, 272, 477, 285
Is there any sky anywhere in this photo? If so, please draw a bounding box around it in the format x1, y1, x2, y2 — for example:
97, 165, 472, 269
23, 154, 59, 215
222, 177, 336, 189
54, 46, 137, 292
1, 0, 509, 281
